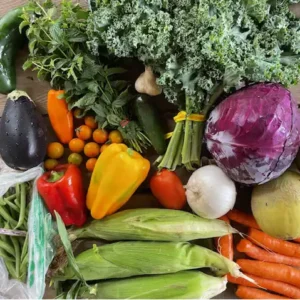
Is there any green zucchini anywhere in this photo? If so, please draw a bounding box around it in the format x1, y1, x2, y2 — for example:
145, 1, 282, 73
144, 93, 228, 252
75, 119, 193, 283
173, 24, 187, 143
134, 95, 167, 155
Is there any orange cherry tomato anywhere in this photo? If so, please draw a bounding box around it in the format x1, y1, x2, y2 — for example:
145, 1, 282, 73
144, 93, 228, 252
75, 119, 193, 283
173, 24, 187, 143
44, 159, 59, 170
93, 129, 108, 144
47, 142, 64, 159
76, 125, 92, 141
84, 116, 98, 129
73, 108, 83, 119
68, 153, 83, 166
109, 130, 123, 143
69, 138, 85, 153
100, 144, 110, 153
150, 169, 186, 210
84, 142, 100, 158
86, 158, 97, 172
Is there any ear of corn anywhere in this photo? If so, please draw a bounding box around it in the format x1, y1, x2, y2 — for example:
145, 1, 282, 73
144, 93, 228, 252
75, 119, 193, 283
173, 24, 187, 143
55, 241, 244, 281
77, 271, 227, 299
70, 208, 236, 242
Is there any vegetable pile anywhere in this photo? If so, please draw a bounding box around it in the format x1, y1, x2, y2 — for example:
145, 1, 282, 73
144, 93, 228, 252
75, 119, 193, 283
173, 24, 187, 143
87, 0, 300, 170
2, 0, 300, 299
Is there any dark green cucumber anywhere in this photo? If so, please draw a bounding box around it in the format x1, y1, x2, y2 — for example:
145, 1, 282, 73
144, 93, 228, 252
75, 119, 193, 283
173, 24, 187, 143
134, 95, 167, 155
0, 7, 26, 94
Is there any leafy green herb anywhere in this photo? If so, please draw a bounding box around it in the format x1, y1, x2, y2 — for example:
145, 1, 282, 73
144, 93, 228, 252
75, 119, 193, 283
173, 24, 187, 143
22, 0, 150, 152
87, 0, 300, 169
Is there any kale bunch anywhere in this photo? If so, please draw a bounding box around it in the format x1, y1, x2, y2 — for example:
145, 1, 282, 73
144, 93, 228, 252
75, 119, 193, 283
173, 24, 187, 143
88, 0, 300, 113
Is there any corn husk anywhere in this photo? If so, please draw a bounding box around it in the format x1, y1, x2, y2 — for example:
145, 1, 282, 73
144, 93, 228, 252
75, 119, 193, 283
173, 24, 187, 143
55, 241, 245, 281
78, 271, 227, 299
69, 209, 236, 242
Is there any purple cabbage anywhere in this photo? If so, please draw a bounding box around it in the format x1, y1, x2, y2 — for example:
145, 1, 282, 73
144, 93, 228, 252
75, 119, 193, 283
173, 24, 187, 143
205, 83, 300, 184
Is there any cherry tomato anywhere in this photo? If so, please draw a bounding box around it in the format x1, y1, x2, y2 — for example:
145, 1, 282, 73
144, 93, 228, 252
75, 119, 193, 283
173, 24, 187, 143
44, 159, 59, 170
68, 153, 83, 166
69, 138, 85, 153
73, 108, 83, 119
109, 130, 123, 143
76, 125, 92, 140
47, 142, 64, 159
86, 158, 97, 172
84, 142, 100, 158
84, 116, 98, 129
93, 129, 108, 144
100, 144, 110, 153
150, 169, 186, 210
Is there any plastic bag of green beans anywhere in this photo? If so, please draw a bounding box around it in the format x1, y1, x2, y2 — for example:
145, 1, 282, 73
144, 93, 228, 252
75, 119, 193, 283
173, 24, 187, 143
0, 164, 56, 299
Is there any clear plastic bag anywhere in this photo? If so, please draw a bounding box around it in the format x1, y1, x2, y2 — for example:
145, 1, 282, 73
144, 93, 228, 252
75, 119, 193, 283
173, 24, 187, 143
0, 164, 56, 299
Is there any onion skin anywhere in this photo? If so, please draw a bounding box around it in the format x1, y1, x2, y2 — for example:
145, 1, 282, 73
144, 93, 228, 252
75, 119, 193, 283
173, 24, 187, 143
205, 83, 300, 185
186, 165, 236, 219
251, 171, 300, 240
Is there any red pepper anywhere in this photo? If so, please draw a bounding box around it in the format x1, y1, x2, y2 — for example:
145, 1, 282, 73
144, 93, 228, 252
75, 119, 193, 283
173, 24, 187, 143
37, 164, 87, 227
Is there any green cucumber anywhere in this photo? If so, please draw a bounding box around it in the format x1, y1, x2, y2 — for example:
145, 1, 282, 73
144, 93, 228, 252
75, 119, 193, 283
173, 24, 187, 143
134, 95, 167, 155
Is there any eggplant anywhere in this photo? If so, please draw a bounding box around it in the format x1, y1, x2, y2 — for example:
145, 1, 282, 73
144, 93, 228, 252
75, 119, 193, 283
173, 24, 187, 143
0, 90, 47, 170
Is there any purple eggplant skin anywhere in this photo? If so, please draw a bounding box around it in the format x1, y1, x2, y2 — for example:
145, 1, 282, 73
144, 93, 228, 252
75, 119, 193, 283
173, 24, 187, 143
0, 90, 47, 170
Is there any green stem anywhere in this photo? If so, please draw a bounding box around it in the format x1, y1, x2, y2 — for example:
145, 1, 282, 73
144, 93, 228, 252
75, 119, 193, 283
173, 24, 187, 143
182, 119, 193, 168
172, 134, 184, 170
48, 171, 64, 183
191, 121, 203, 165
158, 122, 184, 170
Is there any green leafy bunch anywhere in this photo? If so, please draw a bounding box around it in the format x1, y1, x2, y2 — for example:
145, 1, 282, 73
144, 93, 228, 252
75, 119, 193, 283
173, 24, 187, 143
88, 0, 300, 113
21, 0, 150, 152
87, 0, 300, 170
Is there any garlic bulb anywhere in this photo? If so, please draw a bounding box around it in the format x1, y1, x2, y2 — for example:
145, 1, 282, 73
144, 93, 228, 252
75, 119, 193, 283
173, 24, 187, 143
135, 66, 162, 96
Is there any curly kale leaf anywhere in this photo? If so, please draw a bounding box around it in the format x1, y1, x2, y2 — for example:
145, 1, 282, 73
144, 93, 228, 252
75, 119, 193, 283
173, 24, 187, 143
87, 0, 300, 112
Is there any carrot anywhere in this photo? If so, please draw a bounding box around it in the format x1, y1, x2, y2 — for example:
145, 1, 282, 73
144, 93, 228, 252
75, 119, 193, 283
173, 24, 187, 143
237, 259, 300, 289
228, 273, 300, 299
294, 238, 300, 243
237, 239, 300, 267
236, 286, 287, 299
214, 215, 233, 260
248, 228, 300, 258
227, 209, 260, 229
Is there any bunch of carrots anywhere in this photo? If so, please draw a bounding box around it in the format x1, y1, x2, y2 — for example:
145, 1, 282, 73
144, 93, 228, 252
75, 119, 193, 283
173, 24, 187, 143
215, 209, 300, 299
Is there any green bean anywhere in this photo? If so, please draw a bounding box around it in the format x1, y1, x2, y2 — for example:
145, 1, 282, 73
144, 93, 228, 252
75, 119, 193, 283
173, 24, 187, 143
10, 236, 20, 279
4, 199, 20, 213
0, 248, 14, 262
14, 198, 20, 208
20, 254, 28, 281
15, 184, 26, 230
0, 239, 15, 255
0, 206, 18, 227
4, 260, 17, 279
21, 234, 28, 263
3, 194, 17, 202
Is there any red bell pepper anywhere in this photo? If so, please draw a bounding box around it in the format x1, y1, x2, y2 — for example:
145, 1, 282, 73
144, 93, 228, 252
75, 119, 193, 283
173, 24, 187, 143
37, 164, 87, 227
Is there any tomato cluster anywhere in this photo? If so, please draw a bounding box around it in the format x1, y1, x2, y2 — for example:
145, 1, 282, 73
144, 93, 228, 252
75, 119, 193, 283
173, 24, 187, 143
45, 110, 123, 172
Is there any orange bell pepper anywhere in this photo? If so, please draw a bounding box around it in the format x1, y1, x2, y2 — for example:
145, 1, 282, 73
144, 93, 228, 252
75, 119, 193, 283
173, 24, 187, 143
48, 90, 73, 144
86, 143, 150, 219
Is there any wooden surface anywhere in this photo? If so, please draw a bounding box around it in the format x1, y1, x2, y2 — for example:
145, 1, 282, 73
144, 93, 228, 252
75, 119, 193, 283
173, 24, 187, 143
1, 1, 300, 116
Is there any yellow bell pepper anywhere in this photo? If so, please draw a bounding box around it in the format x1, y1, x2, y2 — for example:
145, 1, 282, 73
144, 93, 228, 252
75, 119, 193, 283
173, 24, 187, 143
87, 143, 150, 219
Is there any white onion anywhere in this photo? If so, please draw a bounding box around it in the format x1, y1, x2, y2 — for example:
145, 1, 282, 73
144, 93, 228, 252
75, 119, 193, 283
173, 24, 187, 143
186, 165, 236, 219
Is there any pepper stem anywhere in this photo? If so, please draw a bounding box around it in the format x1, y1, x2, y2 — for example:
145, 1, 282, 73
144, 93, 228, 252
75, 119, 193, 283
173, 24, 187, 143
48, 171, 64, 183
127, 148, 135, 157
